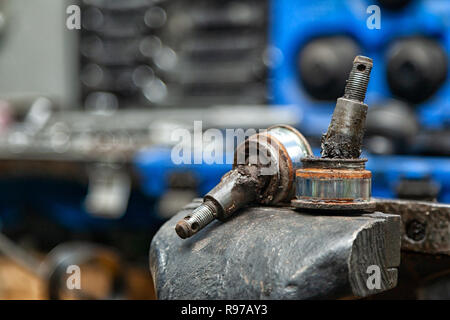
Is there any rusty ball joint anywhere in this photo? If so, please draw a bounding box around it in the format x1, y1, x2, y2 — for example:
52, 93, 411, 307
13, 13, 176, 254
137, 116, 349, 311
175, 125, 313, 239
292, 56, 376, 211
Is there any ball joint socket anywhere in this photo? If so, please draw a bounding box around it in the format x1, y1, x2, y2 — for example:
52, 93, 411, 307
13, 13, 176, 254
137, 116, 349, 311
175, 125, 313, 239
293, 56, 376, 211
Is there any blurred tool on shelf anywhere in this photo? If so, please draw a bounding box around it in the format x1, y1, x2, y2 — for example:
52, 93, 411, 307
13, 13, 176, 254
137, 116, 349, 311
0, 234, 155, 299
79, 0, 268, 110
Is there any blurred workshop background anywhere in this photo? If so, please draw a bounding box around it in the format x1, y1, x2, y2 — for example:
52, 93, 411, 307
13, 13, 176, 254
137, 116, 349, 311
0, 0, 448, 299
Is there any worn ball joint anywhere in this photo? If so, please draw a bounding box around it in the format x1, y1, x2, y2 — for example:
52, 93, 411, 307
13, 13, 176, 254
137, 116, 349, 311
292, 55, 376, 211
175, 125, 312, 239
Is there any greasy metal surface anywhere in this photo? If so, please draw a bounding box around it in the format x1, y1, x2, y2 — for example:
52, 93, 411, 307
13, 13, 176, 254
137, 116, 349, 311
321, 56, 372, 159
321, 98, 368, 159
375, 198, 450, 255
175, 164, 268, 239
208, 165, 268, 219
152, 201, 401, 299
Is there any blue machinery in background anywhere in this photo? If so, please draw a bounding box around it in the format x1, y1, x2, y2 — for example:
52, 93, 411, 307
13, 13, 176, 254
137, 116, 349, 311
136, 0, 450, 208
267, 0, 450, 201
134, 148, 450, 204
271, 0, 450, 135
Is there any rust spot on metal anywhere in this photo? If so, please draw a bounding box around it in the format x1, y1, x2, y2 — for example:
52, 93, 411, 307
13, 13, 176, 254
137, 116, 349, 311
233, 132, 295, 204
296, 168, 372, 179
268, 133, 294, 202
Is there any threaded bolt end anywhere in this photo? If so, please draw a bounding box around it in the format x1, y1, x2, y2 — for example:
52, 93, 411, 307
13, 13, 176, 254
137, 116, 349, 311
190, 201, 217, 228
343, 56, 373, 102
175, 201, 218, 239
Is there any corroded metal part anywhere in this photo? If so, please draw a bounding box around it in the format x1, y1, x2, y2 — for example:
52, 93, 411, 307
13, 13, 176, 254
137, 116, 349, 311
233, 125, 312, 204
374, 198, 450, 256
297, 167, 371, 180
293, 158, 374, 211
321, 98, 368, 159
296, 168, 371, 202
321, 56, 373, 159
175, 125, 312, 239
294, 56, 374, 211
176, 164, 268, 239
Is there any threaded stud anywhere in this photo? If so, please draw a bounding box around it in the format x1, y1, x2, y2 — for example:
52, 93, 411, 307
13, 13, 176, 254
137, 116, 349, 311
343, 56, 373, 102
175, 201, 218, 239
